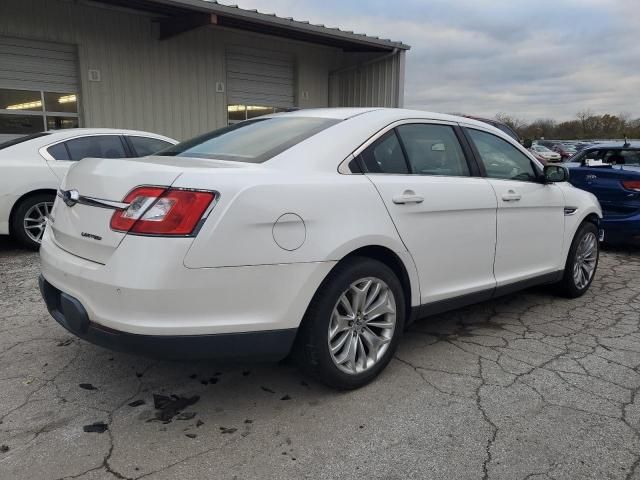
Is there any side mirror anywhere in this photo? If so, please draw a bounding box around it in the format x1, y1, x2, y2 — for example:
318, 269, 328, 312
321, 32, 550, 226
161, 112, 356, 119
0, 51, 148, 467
543, 164, 568, 183
523, 138, 533, 149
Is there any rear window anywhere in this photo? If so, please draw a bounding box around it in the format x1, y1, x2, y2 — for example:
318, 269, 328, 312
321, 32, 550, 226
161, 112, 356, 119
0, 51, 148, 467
0, 132, 50, 150
158, 117, 340, 163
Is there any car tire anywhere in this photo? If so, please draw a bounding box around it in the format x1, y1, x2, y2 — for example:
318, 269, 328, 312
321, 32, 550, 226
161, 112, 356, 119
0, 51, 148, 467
10, 193, 55, 250
294, 256, 405, 390
556, 221, 599, 298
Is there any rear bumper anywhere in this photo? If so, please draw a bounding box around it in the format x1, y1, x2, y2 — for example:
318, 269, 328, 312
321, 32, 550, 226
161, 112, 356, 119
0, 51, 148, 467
39, 275, 297, 361
40, 228, 335, 336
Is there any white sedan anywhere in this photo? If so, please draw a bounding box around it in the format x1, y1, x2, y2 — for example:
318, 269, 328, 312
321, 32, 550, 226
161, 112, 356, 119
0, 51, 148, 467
39, 109, 602, 389
532, 144, 562, 162
0, 128, 176, 249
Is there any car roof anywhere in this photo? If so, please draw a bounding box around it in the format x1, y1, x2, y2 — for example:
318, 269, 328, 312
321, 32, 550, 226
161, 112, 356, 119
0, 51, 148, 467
582, 142, 640, 150
272, 107, 499, 130
43, 128, 176, 142
265, 107, 538, 171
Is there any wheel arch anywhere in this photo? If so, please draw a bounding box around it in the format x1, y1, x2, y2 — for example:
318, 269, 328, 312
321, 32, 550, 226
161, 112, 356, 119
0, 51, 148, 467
8, 189, 57, 235
340, 245, 415, 314
291, 243, 419, 368
300, 244, 419, 333
582, 212, 600, 228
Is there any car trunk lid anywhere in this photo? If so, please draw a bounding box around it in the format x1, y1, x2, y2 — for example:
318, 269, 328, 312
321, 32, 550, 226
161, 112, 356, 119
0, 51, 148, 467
48, 155, 243, 264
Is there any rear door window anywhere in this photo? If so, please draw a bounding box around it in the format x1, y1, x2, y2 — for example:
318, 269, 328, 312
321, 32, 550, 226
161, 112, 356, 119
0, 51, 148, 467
396, 124, 470, 176
127, 136, 173, 157
64, 135, 127, 161
359, 130, 409, 174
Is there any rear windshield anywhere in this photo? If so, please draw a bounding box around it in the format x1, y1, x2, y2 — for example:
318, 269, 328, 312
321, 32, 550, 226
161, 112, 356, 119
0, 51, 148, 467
158, 117, 340, 163
0, 132, 50, 150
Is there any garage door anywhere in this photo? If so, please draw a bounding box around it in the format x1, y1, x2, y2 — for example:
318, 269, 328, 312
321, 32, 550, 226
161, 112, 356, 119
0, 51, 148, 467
0, 36, 79, 141
226, 46, 295, 123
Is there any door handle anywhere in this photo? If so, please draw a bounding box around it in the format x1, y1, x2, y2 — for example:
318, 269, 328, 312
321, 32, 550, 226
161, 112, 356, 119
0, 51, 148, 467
392, 190, 424, 204
585, 174, 597, 181
501, 190, 521, 202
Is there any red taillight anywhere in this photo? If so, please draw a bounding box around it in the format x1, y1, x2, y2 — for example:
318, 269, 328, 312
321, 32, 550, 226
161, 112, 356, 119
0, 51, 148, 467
622, 180, 640, 192
110, 186, 215, 236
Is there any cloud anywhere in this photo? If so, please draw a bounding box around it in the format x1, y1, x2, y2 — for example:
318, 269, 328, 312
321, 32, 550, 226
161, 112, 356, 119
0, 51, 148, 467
224, 0, 640, 121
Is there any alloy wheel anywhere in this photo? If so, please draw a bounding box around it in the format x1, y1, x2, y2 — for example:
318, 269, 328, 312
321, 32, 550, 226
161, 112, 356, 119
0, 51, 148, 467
23, 201, 53, 244
327, 277, 397, 375
573, 231, 598, 290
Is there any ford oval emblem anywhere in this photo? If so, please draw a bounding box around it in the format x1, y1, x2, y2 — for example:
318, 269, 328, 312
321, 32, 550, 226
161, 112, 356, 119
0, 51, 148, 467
62, 189, 80, 207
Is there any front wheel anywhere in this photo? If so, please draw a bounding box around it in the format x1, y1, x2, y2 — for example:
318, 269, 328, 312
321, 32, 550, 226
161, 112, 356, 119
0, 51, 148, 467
294, 257, 405, 390
556, 222, 599, 298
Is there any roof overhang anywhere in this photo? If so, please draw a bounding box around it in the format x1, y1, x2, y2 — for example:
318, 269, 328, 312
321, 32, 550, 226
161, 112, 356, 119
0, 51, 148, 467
94, 0, 410, 52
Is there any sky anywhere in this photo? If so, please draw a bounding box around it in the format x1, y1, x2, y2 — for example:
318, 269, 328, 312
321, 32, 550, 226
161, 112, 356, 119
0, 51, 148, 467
221, 0, 640, 122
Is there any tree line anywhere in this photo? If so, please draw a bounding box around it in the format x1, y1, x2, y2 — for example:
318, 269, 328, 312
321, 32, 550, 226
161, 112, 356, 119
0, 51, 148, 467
494, 110, 640, 140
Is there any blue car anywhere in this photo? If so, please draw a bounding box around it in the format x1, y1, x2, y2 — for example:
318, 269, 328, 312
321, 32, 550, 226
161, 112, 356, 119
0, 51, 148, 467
565, 142, 640, 245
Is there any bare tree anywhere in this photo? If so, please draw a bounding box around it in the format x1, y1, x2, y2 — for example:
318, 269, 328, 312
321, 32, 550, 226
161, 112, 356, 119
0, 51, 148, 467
576, 109, 594, 137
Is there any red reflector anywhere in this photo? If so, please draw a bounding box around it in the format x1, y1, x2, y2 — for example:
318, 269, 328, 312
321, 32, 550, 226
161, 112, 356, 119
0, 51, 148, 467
110, 187, 215, 236
622, 180, 640, 192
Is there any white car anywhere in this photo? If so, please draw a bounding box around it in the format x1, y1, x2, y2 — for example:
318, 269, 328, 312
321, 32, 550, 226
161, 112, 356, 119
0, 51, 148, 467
0, 128, 177, 249
39, 109, 602, 389
531, 144, 562, 162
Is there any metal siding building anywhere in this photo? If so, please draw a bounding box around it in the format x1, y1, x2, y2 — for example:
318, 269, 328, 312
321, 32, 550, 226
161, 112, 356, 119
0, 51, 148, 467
0, 0, 409, 142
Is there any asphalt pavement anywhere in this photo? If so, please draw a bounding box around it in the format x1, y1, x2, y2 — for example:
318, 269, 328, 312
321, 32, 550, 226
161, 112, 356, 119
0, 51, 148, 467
1, 237, 640, 480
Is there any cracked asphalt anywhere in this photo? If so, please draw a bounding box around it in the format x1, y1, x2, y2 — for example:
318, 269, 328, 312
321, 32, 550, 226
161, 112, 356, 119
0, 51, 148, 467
1, 236, 640, 480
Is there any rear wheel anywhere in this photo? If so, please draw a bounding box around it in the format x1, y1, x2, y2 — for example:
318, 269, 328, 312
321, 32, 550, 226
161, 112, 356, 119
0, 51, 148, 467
295, 257, 405, 390
10, 193, 55, 250
556, 222, 599, 298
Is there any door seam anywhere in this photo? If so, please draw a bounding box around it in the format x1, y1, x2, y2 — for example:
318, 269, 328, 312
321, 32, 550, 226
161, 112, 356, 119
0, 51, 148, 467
363, 174, 422, 304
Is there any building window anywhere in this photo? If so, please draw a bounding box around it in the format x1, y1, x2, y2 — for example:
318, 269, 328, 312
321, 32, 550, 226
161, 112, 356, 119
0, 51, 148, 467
227, 105, 290, 124
0, 88, 80, 136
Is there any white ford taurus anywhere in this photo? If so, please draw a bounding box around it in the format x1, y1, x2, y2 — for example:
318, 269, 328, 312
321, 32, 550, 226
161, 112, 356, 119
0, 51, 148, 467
39, 108, 602, 389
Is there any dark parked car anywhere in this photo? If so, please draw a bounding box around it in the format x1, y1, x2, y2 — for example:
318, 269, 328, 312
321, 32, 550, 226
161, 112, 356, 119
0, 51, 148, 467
536, 140, 560, 149
572, 142, 594, 152
565, 143, 640, 245
462, 116, 521, 142
552, 143, 578, 160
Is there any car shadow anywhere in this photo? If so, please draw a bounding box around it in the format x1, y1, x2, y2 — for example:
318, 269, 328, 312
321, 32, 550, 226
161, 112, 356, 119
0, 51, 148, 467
0, 236, 27, 254
602, 243, 640, 255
